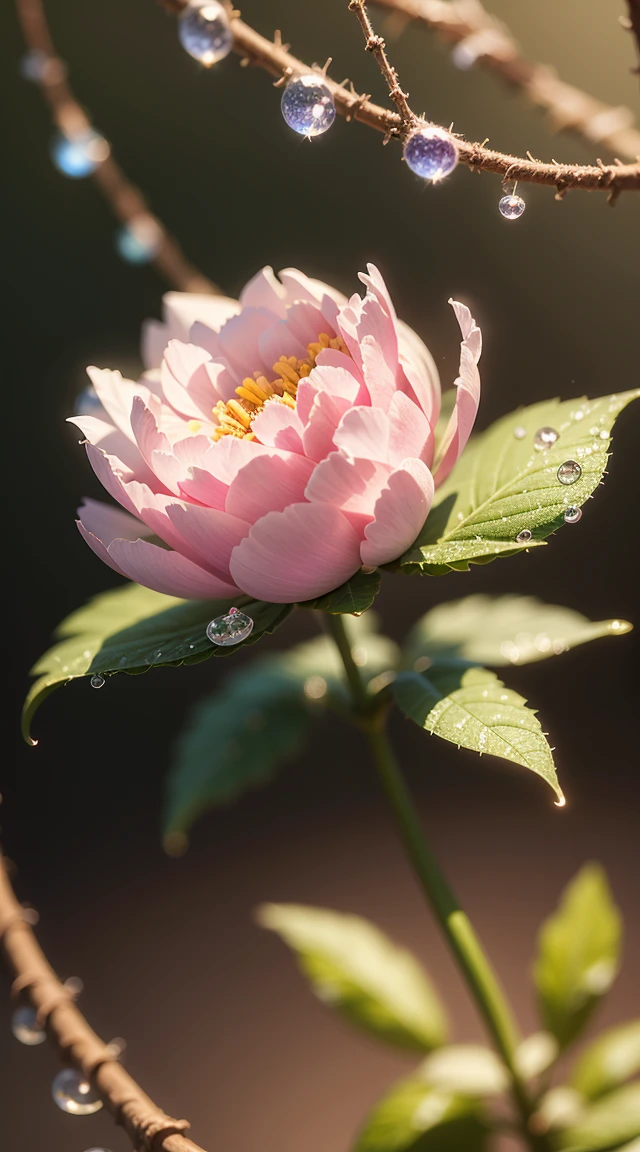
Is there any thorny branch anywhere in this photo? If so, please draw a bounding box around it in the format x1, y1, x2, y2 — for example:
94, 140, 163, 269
370, 0, 640, 163
156, 0, 639, 197
16, 0, 220, 294
0, 853, 210, 1152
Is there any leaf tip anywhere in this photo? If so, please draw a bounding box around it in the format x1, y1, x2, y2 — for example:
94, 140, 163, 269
162, 830, 189, 858
554, 792, 567, 809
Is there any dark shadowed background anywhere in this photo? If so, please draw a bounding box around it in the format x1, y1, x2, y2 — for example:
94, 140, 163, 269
3, 0, 639, 1148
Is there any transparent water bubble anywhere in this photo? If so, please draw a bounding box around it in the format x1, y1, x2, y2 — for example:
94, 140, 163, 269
516, 529, 533, 543
178, 0, 233, 65
499, 194, 526, 220
281, 74, 336, 137
51, 1069, 103, 1115
206, 607, 254, 646
50, 129, 110, 178
403, 126, 458, 181
12, 1005, 46, 1046
564, 505, 582, 523
533, 426, 559, 450
90, 674, 105, 689
115, 216, 163, 265
557, 460, 582, 485
74, 384, 102, 415
513, 425, 527, 439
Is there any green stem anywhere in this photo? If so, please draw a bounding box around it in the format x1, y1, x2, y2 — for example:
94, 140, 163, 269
326, 614, 547, 1151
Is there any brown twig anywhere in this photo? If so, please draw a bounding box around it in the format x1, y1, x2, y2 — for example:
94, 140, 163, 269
157, 0, 640, 195
0, 852, 209, 1152
369, 0, 640, 162
347, 0, 414, 125
625, 0, 640, 75
16, 0, 220, 293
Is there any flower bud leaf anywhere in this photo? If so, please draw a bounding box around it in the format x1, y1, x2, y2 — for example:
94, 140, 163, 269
556, 1083, 640, 1150
534, 864, 622, 1049
352, 1072, 488, 1152
570, 1020, 640, 1101
257, 903, 448, 1053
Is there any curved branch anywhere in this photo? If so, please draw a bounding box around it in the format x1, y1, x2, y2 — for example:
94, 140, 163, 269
16, 0, 220, 294
0, 853, 209, 1152
157, 0, 640, 196
369, 0, 640, 163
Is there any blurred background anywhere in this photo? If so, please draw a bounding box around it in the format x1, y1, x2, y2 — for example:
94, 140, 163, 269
3, 0, 639, 1148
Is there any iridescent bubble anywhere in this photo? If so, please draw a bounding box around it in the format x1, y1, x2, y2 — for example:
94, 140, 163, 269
533, 426, 559, 450
557, 460, 582, 485
499, 194, 526, 219
115, 216, 163, 265
90, 674, 106, 689
403, 126, 458, 181
12, 1006, 46, 1046
516, 529, 532, 543
513, 426, 527, 439
206, 607, 254, 646
51, 1069, 103, 1115
178, 0, 233, 65
20, 50, 50, 82
75, 385, 102, 415
281, 75, 336, 137
564, 505, 582, 523
50, 129, 110, 178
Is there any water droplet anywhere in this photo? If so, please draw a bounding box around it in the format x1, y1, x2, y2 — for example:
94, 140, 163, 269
206, 606, 254, 646
573, 409, 584, 420
50, 129, 110, 178
115, 216, 163, 265
609, 619, 630, 633
403, 126, 458, 181
281, 74, 336, 137
513, 425, 527, 439
533, 426, 559, 450
599, 429, 609, 440
51, 1069, 103, 1115
63, 976, 84, 998
564, 506, 582, 524
90, 674, 105, 689
12, 1006, 46, 1046
557, 460, 582, 485
516, 529, 532, 543
178, 0, 233, 64
499, 194, 525, 219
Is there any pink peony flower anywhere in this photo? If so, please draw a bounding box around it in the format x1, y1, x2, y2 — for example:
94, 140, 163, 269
72, 265, 481, 604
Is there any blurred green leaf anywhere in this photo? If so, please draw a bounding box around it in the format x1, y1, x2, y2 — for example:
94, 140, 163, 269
22, 583, 292, 745
164, 616, 399, 836
398, 390, 639, 575
300, 568, 381, 614
558, 1083, 640, 1151
534, 865, 622, 1049
353, 1075, 488, 1152
420, 1045, 508, 1097
571, 1023, 640, 1100
515, 1032, 559, 1080
401, 595, 631, 670
257, 903, 448, 1052
391, 665, 563, 803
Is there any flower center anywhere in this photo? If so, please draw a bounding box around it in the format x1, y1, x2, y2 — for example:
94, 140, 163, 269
204, 331, 349, 441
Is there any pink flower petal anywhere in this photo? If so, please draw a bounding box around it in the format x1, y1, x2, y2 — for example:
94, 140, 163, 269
432, 299, 482, 486
86, 443, 139, 515
77, 522, 127, 576
165, 503, 251, 582
212, 307, 276, 382
387, 391, 434, 467
160, 341, 216, 419
77, 498, 152, 544
108, 538, 238, 600
179, 467, 229, 510
86, 367, 155, 442
141, 293, 241, 369
361, 459, 435, 566
226, 453, 315, 523
302, 391, 352, 463
69, 414, 150, 480
333, 406, 391, 463
229, 502, 362, 603
240, 266, 288, 316
251, 401, 304, 453
305, 453, 393, 537
258, 320, 307, 367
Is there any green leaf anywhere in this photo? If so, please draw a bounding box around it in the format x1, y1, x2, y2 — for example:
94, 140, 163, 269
401, 595, 631, 670
257, 903, 448, 1053
398, 390, 639, 575
164, 616, 400, 837
571, 1023, 640, 1100
391, 665, 563, 803
353, 1075, 488, 1152
558, 1083, 640, 1151
22, 583, 292, 745
299, 567, 381, 614
534, 865, 622, 1049
419, 1045, 508, 1097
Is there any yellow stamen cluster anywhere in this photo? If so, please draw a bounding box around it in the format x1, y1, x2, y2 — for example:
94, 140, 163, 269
211, 332, 349, 441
